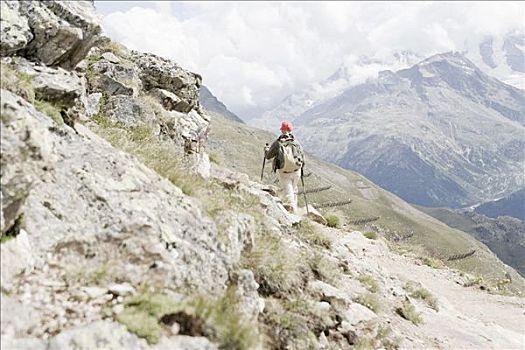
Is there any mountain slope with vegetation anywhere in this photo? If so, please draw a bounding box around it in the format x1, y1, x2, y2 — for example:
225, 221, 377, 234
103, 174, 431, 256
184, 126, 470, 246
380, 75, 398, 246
1, 2, 524, 350
417, 206, 525, 277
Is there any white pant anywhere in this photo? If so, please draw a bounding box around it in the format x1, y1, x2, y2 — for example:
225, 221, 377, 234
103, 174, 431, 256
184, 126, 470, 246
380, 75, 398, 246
278, 169, 301, 213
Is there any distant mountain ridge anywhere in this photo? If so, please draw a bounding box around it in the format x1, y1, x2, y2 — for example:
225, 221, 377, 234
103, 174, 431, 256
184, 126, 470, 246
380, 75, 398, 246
199, 85, 244, 123
249, 51, 422, 130
475, 189, 525, 221
293, 52, 525, 208
419, 206, 525, 277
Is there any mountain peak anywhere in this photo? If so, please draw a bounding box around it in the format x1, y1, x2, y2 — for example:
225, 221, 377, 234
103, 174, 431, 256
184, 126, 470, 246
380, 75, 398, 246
417, 51, 478, 72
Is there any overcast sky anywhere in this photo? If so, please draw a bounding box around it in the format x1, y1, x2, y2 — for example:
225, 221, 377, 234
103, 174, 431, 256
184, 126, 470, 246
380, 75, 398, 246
95, 1, 524, 118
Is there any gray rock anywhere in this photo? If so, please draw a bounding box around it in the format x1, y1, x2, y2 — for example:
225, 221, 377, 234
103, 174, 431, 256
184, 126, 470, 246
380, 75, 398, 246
13, 1, 101, 70
0, 230, 35, 285
152, 88, 186, 112
30, 65, 83, 108
0, 296, 41, 337
108, 283, 135, 296
101, 52, 120, 64
132, 51, 201, 113
152, 335, 218, 350
340, 302, 377, 326
0, 1, 33, 55
81, 286, 107, 299
216, 210, 255, 264
104, 95, 155, 126
232, 269, 261, 323
85, 92, 102, 117
48, 321, 147, 350
0, 88, 55, 236
87, 60, 141, 96
308, 280, 350, 305
1, 90, 230, 295
0, 336, 47, 350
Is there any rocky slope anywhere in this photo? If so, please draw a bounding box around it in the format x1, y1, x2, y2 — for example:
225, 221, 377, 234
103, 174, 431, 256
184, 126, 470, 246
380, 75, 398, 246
1, 2, 524, 350
291, 52, 525, 208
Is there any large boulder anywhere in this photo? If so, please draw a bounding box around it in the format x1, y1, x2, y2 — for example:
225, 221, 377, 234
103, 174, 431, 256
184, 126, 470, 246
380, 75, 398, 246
1, 89, 231, 294
131, 52, 202, 113
1, 1, 101, 70
0, 87, 56, 236
87, 59, 141, 97
0, 1, 33, 55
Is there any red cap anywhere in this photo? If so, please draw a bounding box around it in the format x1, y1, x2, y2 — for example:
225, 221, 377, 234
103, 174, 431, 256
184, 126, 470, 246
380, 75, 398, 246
280, 121, 293, 132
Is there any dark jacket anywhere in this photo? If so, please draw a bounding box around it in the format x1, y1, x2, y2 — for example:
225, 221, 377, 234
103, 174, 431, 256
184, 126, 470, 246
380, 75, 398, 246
265, 133, 302, 172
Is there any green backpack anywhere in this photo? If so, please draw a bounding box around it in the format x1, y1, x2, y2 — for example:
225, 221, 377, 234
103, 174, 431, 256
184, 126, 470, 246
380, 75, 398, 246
278, 137, 304, 172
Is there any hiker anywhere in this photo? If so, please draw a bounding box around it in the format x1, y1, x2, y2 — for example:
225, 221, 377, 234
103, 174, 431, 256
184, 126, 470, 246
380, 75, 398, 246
265, 121, 305, 213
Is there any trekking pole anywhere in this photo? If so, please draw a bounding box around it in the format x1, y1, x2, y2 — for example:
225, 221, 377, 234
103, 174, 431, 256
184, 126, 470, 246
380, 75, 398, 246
261, 143, 269, 181
301, 167, 310, 215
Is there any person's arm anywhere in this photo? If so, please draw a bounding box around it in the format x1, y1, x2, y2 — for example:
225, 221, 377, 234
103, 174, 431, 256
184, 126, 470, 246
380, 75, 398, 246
265, 139, 279, 159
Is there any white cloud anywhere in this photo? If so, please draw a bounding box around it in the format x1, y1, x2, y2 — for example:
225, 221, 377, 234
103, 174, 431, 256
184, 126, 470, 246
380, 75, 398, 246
95, 1, 524, 118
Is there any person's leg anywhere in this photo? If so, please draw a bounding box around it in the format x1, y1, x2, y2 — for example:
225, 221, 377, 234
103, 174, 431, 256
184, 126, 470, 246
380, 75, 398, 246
291, 171, 301, 213
278, 171, 295, 212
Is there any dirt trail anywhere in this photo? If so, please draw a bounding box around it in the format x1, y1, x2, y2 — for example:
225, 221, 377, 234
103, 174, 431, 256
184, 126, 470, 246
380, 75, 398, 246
317, 223, 525, 349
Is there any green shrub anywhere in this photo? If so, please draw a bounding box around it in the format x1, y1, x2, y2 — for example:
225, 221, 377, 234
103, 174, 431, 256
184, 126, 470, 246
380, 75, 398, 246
358, 274, 380, 293
325, 214, 340, 228
117, 290, 258, 348
0, 62, 35, 102
34, 99, 63, 125
353, 293, 381, 313
396, 300, 423, 325
307, 252, 341, 286
295, 220, 331, 249
242, 234, 303, 295
422, 256, 444, 269
363, 231, 378, 240
404, 282, 439, 311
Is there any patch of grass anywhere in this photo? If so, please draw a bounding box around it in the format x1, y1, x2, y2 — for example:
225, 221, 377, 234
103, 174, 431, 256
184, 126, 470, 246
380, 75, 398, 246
34, 99, 63, 125
422, 256, 444, 269
101, 40, 126, 58
463, 274, 484, 288
396, 299, 423, 325
404, 282, 439, 311
353, 331, 400, 350
325, 214, 340, 228
295, 220, 332, 249
358, 274, 380, 293
353, 293, 381, 313
117, 289, 258, 348
0, 62, 35, 103
307, 252, 341, 286
64, 261, 115, 286
1, 213, 25, 244
86, 54, 103, 65
261, 298, 322, 350
363, 231, 378, 240
209, 152, 222, 165
242, 234, 303, 295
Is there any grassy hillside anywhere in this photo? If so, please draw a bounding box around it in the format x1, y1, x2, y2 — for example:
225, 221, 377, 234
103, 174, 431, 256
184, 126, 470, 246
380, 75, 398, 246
207, 112, 524, 292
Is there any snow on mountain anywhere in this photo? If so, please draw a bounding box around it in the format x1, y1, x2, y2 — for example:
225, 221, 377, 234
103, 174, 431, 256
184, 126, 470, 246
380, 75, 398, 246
293, 52, 525, 208
465, 31, 525, 90
249, 51, 422, 131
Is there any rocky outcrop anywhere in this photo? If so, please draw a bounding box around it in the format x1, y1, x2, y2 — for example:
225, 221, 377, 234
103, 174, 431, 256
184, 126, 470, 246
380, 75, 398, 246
1, 1, 101, 70
131, 52, 202, 113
